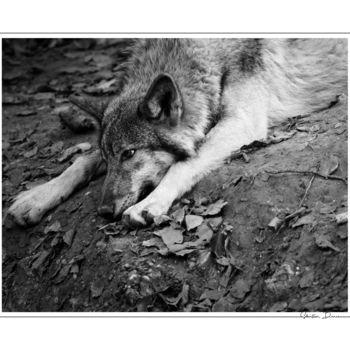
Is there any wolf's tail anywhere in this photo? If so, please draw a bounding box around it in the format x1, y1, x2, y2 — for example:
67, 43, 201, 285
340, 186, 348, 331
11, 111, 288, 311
264, 39, 347, 125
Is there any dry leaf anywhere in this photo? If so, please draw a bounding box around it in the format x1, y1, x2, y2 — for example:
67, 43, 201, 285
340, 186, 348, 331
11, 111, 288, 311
292, 214, 316, 228
335, 212, 347, 225
319, 155, 340, 177
31, 250, 50, 270
153, 215, 171, 226
91, 280, 104, 298
203, 199, 227, 216
269, 130, 296, 143
44, 221, 62, 234
314, 233, 340, 252
23, 147, 38, 158
185, 215, 203, 231
63, 229, 76, 246
230, 279, 252, 299
171, 207, 185, 224
154, 227, 184, 248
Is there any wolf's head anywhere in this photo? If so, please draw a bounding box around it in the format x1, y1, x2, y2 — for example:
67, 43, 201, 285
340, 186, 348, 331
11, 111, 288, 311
72, 74, 198, 219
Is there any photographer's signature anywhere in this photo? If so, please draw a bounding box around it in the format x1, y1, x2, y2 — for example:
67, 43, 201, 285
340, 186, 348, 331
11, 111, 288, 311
300, 312, 340, 319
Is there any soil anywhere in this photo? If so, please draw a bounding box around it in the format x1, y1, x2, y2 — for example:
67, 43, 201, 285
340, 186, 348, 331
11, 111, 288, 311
2, 39, 348, 312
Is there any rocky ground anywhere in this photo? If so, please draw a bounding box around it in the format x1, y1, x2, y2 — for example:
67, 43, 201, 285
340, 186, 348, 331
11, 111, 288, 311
2, 39, 348, 312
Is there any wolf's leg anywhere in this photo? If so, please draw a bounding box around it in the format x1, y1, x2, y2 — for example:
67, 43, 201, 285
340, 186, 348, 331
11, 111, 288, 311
123, 82, 269, 226
7, 150, 105, 226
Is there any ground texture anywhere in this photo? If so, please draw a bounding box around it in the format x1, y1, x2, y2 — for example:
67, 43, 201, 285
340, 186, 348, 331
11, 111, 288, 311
2, 40, 348, 312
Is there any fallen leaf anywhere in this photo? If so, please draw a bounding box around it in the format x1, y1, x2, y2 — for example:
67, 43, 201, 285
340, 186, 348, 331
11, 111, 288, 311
154, 227, 184, 248
191, 205, 207, 215
50, 234, 62, 247
210, 230, 228, 258
174, 249, 196, 256
161, 283, 189, 307
335, 212, 347, 225
296, 125, 310, 132
171, 207, 185, 224
31, 250, 51, 270
59, 107, 96, 132
3, 69, 24, 81
97, 222, 121, 235
196, 223, 214, 242
319, 155, 340, 177
193, 195, 209, 206
153, 215, 171, 226
229, 279, 251, 299
109, 236, 131, 253
269, 130, 296, 143
90, 280, 104, 298
200, 289, 224, 301
268, 216, 284, 231
299, 270, 314, 289
314, 233, 340, 252
33, 92, 55, 101
47, 141, 64, 155
319, 202, 337, 214
212, 298, 236, 312
154, 224, 212, 256
207, 217, 223, 231
185, 215, 203, 231
220, 265, 234, 288
216, 257, 231, 266
2, 94, 28, 105
203, 199, 227, 216
142, 237, 166, 250
23, 147, 38, 158
63, 229, 76, 246
16, 109, 36, 117
292, 214, 316, 228
196, 250, 211, 266
84, 54, 113, 68
54, 255, 84, 284
83, 78, 118, 95
44, 221, 62, 234
269, 301, 288, 312
70, 263, 79, 274
58, 66, 97, 75
336, 229, 347, 240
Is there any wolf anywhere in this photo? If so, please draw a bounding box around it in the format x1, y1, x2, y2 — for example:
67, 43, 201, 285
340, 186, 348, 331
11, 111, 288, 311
8, 38, 348, 227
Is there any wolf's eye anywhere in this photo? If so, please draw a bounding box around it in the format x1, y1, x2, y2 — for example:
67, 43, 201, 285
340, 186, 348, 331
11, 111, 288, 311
121, 149, 136, 161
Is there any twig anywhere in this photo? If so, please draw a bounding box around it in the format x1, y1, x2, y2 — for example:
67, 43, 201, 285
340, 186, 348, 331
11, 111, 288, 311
266, 169, 347, 185
285, 207, 308, 221
298, 162, 321, 207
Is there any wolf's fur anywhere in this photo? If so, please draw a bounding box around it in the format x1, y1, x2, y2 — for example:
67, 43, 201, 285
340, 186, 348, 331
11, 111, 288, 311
8, 38, 348, 227
98, 38, 347, 226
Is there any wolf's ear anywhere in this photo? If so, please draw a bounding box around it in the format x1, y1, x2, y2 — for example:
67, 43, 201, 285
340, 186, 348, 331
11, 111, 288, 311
139, 73, 183, 126
69, 95, 110, 124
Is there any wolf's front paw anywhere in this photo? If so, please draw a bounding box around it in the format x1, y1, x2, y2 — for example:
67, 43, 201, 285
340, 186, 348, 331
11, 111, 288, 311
7, 181, 61, 226
122, 195, 171, 228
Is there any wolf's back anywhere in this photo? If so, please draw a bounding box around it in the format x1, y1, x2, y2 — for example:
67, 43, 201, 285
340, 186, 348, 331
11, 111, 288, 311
113, 38, 347, 126
261, 39, 347, 123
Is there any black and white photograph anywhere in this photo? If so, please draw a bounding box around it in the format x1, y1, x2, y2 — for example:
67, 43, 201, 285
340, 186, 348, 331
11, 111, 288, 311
2, 37, 348, 313
1, 0, 350, 348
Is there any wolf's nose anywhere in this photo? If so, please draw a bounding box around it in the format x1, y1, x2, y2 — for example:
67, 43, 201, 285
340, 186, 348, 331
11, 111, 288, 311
98, 205, 114, 219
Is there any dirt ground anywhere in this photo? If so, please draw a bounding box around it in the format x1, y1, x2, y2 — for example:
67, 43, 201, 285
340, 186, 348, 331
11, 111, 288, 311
2, 39, 348, 312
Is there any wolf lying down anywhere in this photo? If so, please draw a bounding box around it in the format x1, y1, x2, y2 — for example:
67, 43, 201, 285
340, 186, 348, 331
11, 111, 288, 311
8, 39, 347, 227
